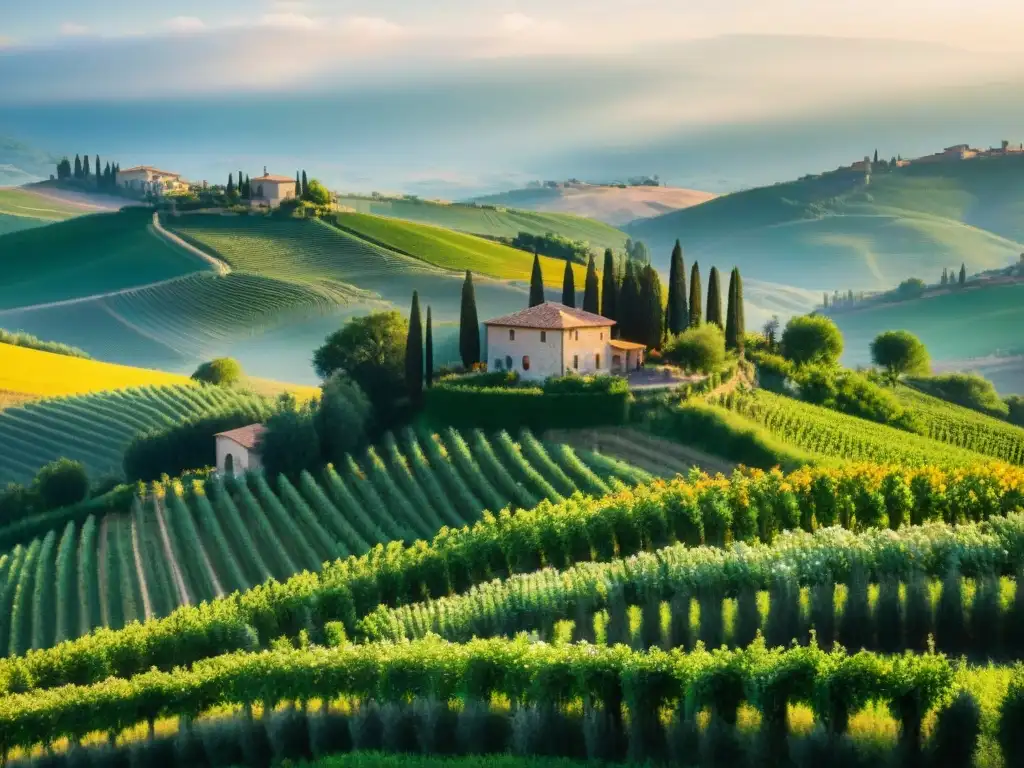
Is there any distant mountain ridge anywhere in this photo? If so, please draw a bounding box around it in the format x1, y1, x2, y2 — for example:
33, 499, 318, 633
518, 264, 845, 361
469, 182, 716, 226
0, 137, 55, 185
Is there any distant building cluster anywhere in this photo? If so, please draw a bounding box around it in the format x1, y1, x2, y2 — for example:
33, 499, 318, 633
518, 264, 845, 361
836, 139, 1024, 173
118, 166, 190, 195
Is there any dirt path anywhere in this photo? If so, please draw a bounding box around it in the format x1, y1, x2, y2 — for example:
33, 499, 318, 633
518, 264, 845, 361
97, 516, 110, 628
150, 213, 231, 276
546, 427, 736, 477
153, 497, 191, 607
129, 502, 154, 621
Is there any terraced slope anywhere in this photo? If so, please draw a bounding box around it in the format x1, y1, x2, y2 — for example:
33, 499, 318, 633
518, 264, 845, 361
0, 427, 647, 649
331, 212, 591, 288
0, 384, 272, 485
335, 195, 628, 252
0, 208, 213, 310
714, 388, 999, 466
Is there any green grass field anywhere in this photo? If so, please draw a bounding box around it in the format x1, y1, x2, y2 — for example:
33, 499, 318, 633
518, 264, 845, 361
336, 194, 627, 252
629, 154, 1024, 293
0, 208, 213, 310
0, 213, 47, 236
0, 188, 85, 222
331, 212, 591, 288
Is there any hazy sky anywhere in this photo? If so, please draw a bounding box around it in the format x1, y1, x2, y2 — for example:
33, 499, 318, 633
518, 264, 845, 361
2, 0, 1023, 195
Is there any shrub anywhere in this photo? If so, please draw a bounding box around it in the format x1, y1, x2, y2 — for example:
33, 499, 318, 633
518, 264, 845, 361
796, 367, 920, 432
870, 331, 930, 380
781, 315, 844, 366
0, 329, 90, 359
907, 372, 1009, 419
33, 459, 89, 509
1006, 395, 1024, 427
315, 373, 373, 467
191, 357, 243, 386
260, 403, 322, 478
894, 278, 926, 300
663, 324, 726, 373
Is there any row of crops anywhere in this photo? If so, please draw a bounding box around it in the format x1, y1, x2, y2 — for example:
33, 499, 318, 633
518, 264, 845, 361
896, 384, 1024, 465
712, 388, 1008, 466
0, 428, 647, 653
2, 461, 1020, 695
0, 384, 271, 485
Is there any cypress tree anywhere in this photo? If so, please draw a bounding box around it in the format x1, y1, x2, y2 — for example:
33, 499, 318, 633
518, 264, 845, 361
296, 171, 301, 196
619, 260, 642, 343
706, 267, 723, 328
301, 171, 309, 199
529, 252, 545, 307
688, 262, 702, 328
94, 155, 101, 182
725, 267, 745, 352
425, 306, 434, 388
83, 155, 90, 178
640, 265, 664, 349
667, 239, 687, 334
601, 248, 618, 322
561, 260, 576, 308
405, 292, 423, 404
959, 263, 967, 286
74, 154, 82, 179
245, 174, 251, 198
582, 253, 599, 313
227, 173, 235, 195
459, 271, 480, 369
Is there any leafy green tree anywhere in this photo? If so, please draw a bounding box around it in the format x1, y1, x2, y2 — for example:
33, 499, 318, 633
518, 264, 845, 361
191, 357, 243, 387
313, 310, 408, 412
666, 240, 687, 334
663, 324, 726, 373
582, 253, 600, 313
529, 252, 545, 307
870, 331, 930, 381
688, 261, 703, 328
315, 372, 374, 468
459, 271, 480, 368
1006, 395, 1024, 427
260, 403, 320, 478
601, 248, 618, 322
725, 267, 745, 352
306, 179, 330, 205
405, 291, 424, 405
425, 306, 434, 388
706, 266, 723, 328
780, 314, 844, 365
639, 264, 664, 349
34, 459, 89, 510
561, 259, 576, 307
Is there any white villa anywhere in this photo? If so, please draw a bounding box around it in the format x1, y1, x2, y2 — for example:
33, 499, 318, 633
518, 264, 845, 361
119, 166, 189, 195
484, 302, 645, 381
215, 424, 266, 476
250, 169, 298, 208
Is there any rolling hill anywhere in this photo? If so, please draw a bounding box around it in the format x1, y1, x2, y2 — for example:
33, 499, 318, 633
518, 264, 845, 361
335, 194, 628, 253
330, 212, 591, 288
469, 183, 717, 225
628, 154, 1024, 294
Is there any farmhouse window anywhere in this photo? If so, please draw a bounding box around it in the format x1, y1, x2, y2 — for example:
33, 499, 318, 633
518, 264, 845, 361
575, 330, 580, 341
600, 332, 604, 340
494, 359, 503, 371
596, 354, 601, 369
506, 355, 513, 370
540, 331, 547, 342
573, 355, 579, 369
522, 356, 530, 371
509, 330, 515, 341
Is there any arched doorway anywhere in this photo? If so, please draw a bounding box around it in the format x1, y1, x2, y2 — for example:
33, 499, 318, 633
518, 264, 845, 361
224, 453, 235, 476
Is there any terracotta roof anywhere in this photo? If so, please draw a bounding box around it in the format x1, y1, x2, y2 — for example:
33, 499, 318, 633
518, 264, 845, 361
609, 339, 646, 350
252, 174, 296, 183
484, 302, 616, 330
215, 424, 267, 451
120, 166, 182, 178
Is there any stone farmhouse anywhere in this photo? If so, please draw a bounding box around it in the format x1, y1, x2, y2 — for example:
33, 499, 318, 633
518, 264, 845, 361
484, 302, 645, 382
215, 424, 266, 476
119, 166, 189, 195
250, 169, 297, 208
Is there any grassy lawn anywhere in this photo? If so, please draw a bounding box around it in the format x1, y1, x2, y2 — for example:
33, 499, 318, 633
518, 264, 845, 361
0, 187, 85, 221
